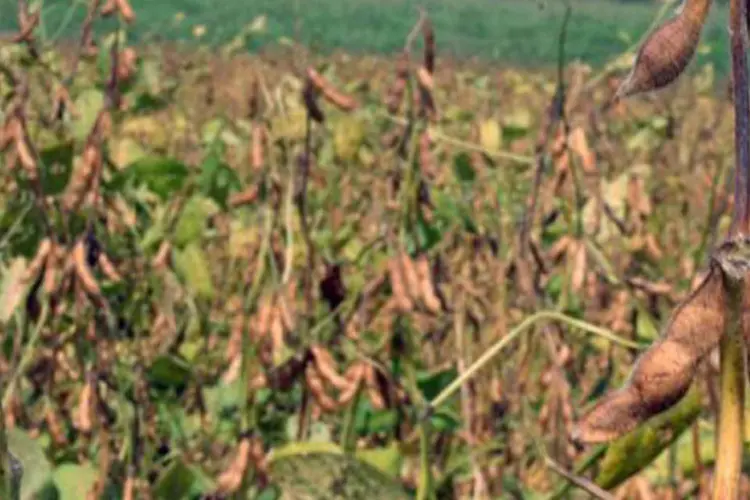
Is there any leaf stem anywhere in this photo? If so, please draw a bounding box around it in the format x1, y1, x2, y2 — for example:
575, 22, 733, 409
427, 310, 643, 412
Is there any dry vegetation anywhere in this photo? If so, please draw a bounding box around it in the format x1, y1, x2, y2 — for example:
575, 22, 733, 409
1, 0, 750, 499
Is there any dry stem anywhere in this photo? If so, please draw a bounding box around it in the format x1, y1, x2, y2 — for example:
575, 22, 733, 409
713, 0, 750, 497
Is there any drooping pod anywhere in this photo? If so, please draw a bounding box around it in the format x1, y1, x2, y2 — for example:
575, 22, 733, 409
572, 261, 725, 443
616, 0, 713, 99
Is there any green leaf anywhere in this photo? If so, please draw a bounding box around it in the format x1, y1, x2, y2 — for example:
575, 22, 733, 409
38, 142, 74, 196
201, 118, 226, 145
430, 408, 461, 433
354, 398, 398, 436
172, 195, 218, 248
417, 367, 458, 401
203, 378, 244, 419
172, 243, 214, 299
452, 152, 476, 183
415, 210, 442, 252
198, 151, 241, 208
51, 464, 96, 500
269, 445, 410, 500
71, 89, 104, 140
432, 191, 478, 233
7, 429, 51, 500
595, 384, 702, 489
147, 354, 192, 391
153, 457, 214, 499
635, 302, 659, 342
355, 442, 403, 479
113, 156, 189, 200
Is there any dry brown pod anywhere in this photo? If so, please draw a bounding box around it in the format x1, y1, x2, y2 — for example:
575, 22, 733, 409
414, 254, 442, 313
399, 252, 420, 300
13, 7, 39, 43
388, 255, 414, 312
117, 48, 137, 81
100, 0, 117, 16
278, 282, 297, 331
569, 240, 588, 293
422, 15, 435, 73
268, 304, 285, 361
251, 124, 265, 170
42, 242, 62, 295
98, 253, 122, 282
418, 130, 437, 179
568, 126, 596, 173
152, 241, 172, 269
616, 0, 713, 99
338, 364, 365, 405
416, 66, 434, 92
305, 364, 338, 412
306, 67, 358, 111
115, 0, 136, 23
215, 438, 252, 494
310, 345, 351, 391
384, 51, 409, 113
572, 263, 725, 443
546, 235, 572, 263
364, 365, 386, 410
23, 238, 51, 284
64, 144, 101, 211
74, 375, 96, 433
10, 119, 38, 181
44, 404, 67, 447
122, 475, 135, 500
254, 298, 273, 340
73, 239, 102, 299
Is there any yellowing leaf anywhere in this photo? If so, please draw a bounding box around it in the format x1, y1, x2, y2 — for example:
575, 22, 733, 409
333, 116, 365, 162
0, 258, 28, 323
479, 119, 502, 153
173, 243, 214, 299
121, 116, 169, 150
72, 89, 104, 140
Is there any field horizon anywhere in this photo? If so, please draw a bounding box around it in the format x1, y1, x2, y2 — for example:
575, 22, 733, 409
0, 0, 734, 78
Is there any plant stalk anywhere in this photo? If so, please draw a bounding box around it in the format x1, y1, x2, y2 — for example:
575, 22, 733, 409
713, 0, 750, 497
712, 284, 745, 500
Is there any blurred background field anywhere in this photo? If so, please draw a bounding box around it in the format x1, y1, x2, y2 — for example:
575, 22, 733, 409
0, 0, 745, 498
0, 0, 732, 77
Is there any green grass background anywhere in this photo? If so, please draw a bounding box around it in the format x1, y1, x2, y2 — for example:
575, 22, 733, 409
0, 0, 732, 76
